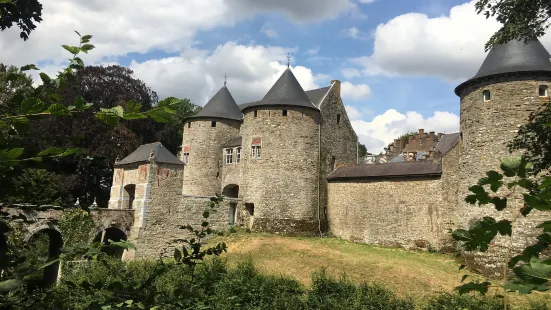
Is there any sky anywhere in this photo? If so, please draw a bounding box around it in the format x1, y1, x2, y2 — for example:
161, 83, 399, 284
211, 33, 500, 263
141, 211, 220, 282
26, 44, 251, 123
3, 0, 551, 153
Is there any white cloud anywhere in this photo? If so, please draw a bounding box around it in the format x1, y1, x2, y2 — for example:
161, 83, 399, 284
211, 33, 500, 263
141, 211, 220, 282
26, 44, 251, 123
341, 68, 361, 79
343, 26, 368, 40
0, 0, 359, 67
358, 0, 375, 3
352, 109, 459, 152
304, 48, 319, 56
345, 105, 362, 120
128, 42, 321, 105
341, 81, 371, 100
348, 0, 551, 82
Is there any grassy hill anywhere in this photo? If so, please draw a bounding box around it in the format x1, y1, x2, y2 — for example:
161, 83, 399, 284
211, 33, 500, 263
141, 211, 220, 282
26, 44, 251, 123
209, 232, 551, 308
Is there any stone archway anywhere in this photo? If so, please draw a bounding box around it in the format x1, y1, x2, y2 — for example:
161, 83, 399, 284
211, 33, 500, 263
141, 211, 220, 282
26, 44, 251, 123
222, 184, 239, 198
93, 227, 128, 259
27, 228, 63, 287
123, 184, 136, 209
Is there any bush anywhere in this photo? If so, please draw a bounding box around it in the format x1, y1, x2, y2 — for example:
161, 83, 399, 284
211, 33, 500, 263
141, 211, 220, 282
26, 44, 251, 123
422, 293, 507, 310
307, 268, 414, 310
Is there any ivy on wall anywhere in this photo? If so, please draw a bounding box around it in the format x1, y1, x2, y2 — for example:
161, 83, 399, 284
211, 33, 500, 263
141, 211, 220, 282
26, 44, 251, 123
58, 208, 95, 247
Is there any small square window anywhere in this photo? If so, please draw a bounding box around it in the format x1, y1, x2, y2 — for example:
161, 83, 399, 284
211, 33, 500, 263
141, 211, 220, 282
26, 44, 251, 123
236, 147, 241, 163
539, 85, 548, 97
483, 90, 491, 102
251, 145, 261, 159
337, 114, 341, 124
254, 110, 258, 117
282, 110, 288, 116
211, 121, 216, 127
182, 152, 190, 164
224, 148, 233, 164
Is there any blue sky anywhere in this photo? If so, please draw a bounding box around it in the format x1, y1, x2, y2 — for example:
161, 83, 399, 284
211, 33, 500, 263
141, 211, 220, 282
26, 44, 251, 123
3, 0, 539, 152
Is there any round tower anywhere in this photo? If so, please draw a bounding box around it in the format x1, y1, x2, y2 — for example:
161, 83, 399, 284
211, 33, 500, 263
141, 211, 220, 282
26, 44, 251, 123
240, 68, 321, 235
455, 39, 551, 273
181, 84, 242, 196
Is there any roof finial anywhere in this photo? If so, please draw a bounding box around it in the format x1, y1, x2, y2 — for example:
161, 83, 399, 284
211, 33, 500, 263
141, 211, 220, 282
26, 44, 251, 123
287, 53, 291, 68
224, 72, 227, 86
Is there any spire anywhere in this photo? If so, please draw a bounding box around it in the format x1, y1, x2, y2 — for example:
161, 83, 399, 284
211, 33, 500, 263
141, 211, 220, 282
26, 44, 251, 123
287, 53, 291, 68
244, 68, 318, 111
192, 84, 243, 121
224, 73, 227, 86
455, 38, 551, 95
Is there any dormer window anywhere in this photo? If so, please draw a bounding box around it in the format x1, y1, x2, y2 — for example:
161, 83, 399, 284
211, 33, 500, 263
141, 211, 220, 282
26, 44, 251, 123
483, 90, 491, 102
539, 85, 548, 97
282, 110, 287, 116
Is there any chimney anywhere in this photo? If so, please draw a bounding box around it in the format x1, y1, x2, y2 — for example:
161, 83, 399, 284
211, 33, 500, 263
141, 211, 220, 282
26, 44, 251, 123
418, 129, 424, 135
331, 80, 341, 96
429, 131, 435, 138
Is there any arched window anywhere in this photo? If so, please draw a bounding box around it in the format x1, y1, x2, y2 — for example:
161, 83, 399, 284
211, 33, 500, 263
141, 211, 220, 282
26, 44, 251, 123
539, 85, 548, 97
483, 90, 491, 102
124, 184, 136, 209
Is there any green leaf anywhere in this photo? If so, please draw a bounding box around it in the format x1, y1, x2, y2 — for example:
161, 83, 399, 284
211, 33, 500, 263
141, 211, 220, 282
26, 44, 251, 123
145, 108, 173, 123
490, 197, 507, 211
496, 220, 512, 236
20, 64, 39, 71
62, 45, 80, 54
122, 113, 147, 120
96, 112, 120, 126
202, 210, 210, 219
174, 248, 182, 261
536, 221, 551, 233
513, 257, 551, 284
524, 194, 551, 211
37, 146, 63, 156
73, 96, 85, 110
10, 117, 30, 134
539, 176, 551, 190
81, 35, 93, 42
39, 72, 51, 84
126, 100, 142, 113
452, 229, 472, 241
6, 148, 23, 160
461, 274, 469, 283
455, 281, 491, 295
48, 103, 70, 116
21, 97, 45, 114
80, 44, 95, 53
0, 279, 23, 292
469, 185, 485, 195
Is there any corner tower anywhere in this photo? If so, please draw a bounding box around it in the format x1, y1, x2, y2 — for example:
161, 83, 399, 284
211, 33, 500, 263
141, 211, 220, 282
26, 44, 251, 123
240, 68, 321, 235
455, 39, 551, 273
181, 84, 242, 196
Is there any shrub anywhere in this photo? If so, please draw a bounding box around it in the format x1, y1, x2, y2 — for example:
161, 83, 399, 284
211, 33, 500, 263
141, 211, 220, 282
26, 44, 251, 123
422, 293, 507, 310
307, 268, 414, 310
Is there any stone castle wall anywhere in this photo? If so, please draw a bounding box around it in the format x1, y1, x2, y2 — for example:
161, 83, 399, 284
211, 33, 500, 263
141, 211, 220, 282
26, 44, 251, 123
457, 76, 551, 275
181, 119, 241, 196
327, 142, 460, 250
240, 107, 321, 235
319, 82, 358, 223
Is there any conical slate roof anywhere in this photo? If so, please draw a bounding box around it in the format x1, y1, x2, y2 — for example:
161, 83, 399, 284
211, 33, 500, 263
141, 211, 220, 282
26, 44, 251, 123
244, 68, 318, 111
114, 142, 184, 166
192, 85, 243, 121
456, 39, 551, 95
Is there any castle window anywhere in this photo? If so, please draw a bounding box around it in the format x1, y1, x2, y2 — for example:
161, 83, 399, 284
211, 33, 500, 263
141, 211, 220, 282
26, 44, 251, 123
236, 147, 241, 163
182, 152, 190, 164
254, 110, 258, 117
420, 137, 423, 145
224, 148, 233, 164
483, 90, 491, 102
337, 114, 341, 124
211, 121, 216, 127
282, 110, 288, 116
187, 122, 191, 128
539, 85, 548, 97
251, 145, 261, 159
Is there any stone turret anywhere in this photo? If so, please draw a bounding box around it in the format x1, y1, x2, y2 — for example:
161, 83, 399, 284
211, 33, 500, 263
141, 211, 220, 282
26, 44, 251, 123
181, 85, 242, 196
240, 68, 321, 234
455, 39, 551, 274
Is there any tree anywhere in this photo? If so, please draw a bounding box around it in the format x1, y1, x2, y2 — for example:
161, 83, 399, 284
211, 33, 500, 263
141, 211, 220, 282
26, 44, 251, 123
0, 64, 33, 115
476, 0, 551, 50
358, 143, 367, 158
0, 0, 43, 40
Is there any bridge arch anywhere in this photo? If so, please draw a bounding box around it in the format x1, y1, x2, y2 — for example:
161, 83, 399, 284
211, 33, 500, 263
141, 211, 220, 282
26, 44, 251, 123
93, 227, 128, 259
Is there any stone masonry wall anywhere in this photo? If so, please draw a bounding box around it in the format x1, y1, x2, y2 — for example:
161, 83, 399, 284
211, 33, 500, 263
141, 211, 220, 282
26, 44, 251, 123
240, 107, 320, 235
458, 76, 551, 275
320, 81, 358, 223
181, 119, 241, 196
327, 176, 444, 249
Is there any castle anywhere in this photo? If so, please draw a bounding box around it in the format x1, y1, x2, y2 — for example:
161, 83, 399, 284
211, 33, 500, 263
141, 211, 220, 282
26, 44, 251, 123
107, 39, 551, 273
